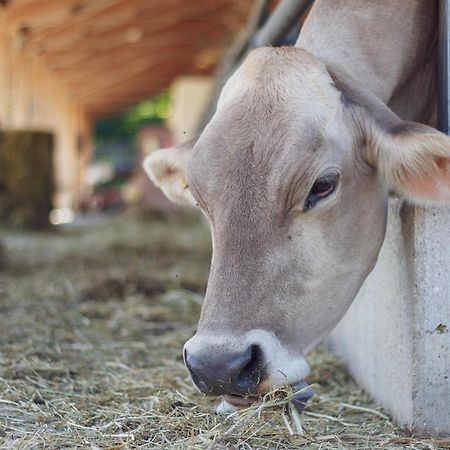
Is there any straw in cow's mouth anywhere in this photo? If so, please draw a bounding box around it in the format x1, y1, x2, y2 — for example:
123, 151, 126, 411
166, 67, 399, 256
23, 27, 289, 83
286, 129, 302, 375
224, 393, 259, 408
223, 381, 314, 413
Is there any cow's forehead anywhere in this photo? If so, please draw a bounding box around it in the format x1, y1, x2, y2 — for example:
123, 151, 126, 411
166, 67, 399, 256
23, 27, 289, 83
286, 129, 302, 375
204, 47, 343, 163
217, 47, 340, 121
189, 48, 344, 182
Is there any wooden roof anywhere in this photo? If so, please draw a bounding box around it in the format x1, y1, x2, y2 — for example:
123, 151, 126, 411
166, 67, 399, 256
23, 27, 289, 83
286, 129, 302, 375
1, 0, 254, 116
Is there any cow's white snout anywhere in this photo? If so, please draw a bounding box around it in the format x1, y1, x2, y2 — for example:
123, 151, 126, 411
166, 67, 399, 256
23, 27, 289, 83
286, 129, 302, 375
183, 329, 310, 398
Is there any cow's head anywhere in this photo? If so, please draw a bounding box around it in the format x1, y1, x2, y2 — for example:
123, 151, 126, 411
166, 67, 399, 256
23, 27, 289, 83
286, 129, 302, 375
144, 47, 450, 407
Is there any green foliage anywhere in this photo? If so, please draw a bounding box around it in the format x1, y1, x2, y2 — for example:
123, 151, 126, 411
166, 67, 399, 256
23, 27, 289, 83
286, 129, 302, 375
95, 91, 170, 146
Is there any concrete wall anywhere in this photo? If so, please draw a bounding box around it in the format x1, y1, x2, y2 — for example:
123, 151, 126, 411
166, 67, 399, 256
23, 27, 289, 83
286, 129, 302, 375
0, 19, 92, 209
328, 199, 450, 436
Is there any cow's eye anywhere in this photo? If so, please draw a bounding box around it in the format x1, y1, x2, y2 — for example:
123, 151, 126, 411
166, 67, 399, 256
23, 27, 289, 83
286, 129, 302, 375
304, 172, 340, 211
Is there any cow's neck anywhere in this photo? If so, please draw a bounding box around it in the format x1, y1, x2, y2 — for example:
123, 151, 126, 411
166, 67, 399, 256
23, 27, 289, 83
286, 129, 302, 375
296, 0, 437, 121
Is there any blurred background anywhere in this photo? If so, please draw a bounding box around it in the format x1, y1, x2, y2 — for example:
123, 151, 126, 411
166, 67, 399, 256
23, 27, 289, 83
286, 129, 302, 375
0, 0, 305, 227
0, 0, 253, 226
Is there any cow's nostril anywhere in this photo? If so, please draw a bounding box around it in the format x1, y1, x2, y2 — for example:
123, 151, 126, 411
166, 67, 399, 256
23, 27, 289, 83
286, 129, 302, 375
183, 343, 265, 396
234, 344, 264, 393
184, 351, 209, 393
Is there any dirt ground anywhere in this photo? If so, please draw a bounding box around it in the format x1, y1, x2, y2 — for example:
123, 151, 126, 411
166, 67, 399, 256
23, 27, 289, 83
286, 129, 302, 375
0, 211, 448, 449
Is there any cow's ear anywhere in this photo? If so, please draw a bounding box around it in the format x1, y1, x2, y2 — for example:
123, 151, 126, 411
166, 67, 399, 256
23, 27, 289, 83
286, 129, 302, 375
143, 139, 197, 206
367, 118, 450, 204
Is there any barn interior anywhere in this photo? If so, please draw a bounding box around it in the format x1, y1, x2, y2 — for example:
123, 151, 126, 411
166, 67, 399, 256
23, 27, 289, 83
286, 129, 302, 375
1, 0, 449, 448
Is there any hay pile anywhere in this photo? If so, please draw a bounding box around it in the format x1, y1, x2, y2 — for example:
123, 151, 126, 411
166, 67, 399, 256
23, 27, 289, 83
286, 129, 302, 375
0, 211, 448, 449
0, 130, 54, 228
0, 239, 6, 269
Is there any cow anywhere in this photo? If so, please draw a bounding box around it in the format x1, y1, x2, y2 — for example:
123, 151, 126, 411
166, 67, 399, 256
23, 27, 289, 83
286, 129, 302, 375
144, 0, 450, 410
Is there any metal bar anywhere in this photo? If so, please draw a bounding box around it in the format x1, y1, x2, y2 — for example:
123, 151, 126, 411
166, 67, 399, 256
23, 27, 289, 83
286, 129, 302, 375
199, 0, 269, 129
438, 0, 449, 133
252, 0, 313, 48
199, 0, 315, 129
221, 0, 269, 71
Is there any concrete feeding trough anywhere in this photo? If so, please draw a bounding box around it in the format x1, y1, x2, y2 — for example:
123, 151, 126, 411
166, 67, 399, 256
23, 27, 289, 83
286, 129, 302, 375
328, 200, 450, 435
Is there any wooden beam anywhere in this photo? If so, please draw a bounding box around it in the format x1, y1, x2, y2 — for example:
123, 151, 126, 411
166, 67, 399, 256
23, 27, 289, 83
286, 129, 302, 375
30, 0, 232, 42
35, 6, 230, 52
84, 69, 186, 115
48, 21, 226, 84
76, 57, 194, 100
81, 50, 231, 114
27, 0, 213, 44
73, 59, 212, 101
5, 0, 120, 30
37, 16, 228, 52
28, 0, 166, 47
59, 47, 193, 88
86, 90, 168, 115
45, 40, 194, 70
40, 40, 220, 71
78, 61, 192, 104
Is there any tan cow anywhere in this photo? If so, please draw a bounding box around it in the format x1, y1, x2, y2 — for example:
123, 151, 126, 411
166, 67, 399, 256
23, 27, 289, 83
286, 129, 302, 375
144, 0, 450, 409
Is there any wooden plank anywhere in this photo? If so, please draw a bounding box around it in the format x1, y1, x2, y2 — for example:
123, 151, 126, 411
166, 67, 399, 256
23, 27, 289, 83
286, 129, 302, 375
48, 20, 226, 81
47, 41, 195, 70
67, 61, 212, 104
43, 17, 225, 58
28, 0, 213, 44
75, 57, 194, 100
53, 43, 199, 85
5, 0, 120, 30
79, 62, 192, 104
38, 16, 228, 52
36, 9, 231, 53
59, 49, 191, 87
75, 60, 211, 101
27, 0, 234, 49
85, 74, 183, 115
67, 58, 211, 101
41, 42, 192, 70
86, 91, 166, 115
28, 0, 168, 45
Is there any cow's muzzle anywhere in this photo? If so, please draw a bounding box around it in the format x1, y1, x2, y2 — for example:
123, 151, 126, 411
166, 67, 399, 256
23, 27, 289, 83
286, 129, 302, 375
184, 344, 265, 396
183, 329, 311, 402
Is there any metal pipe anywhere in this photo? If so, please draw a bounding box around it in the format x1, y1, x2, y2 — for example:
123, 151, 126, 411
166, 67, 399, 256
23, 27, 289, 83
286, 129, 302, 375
199, 0, 269, 128
252, 0, 313, 48
200, 0, 314, 128
438, 0, 449, 133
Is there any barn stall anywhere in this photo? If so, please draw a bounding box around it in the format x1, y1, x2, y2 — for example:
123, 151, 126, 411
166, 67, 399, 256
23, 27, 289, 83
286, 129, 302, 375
0, 0, 450, 447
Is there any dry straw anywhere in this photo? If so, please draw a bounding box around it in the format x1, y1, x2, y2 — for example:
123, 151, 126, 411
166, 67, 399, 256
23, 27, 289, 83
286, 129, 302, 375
1, 212, 449, 449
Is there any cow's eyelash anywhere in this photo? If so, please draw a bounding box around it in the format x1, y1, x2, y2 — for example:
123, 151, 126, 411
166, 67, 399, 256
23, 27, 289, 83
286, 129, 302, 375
283, 169, 341, 219
304, 171, 341, 212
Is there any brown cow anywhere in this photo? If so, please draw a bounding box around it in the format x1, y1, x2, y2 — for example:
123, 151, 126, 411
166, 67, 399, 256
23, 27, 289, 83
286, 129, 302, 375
144, 0, 450, 409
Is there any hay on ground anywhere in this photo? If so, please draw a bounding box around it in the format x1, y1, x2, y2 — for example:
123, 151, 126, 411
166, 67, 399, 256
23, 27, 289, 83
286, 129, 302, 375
0, 211, 448, 449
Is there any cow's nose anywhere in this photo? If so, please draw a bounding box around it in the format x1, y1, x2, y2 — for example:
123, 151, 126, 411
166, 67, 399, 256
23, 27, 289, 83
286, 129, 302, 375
184, 344, 264, 396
